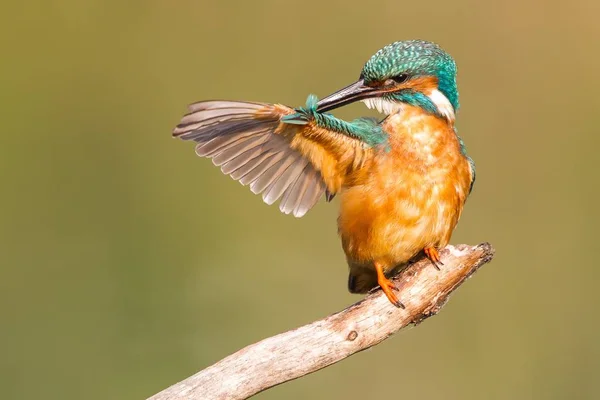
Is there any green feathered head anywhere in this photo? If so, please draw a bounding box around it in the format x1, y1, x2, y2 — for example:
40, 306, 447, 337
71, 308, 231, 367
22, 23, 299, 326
317, 40, 459, 119
361, 40, 458, 110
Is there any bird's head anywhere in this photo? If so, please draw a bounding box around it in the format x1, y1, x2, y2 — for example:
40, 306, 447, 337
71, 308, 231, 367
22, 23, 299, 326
317, 40, 458, 121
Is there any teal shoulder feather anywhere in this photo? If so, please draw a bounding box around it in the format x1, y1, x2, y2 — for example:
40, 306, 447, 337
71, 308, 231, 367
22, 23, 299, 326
282, 95, 388, 147
455, 127, 475, 194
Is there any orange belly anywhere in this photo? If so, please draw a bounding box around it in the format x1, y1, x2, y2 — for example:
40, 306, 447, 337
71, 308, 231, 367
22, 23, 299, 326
339, 161, 465, 267
337, 107, 472, 290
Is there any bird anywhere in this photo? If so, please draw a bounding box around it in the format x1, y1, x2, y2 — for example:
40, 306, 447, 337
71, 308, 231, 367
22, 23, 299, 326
172, 40, 475, 308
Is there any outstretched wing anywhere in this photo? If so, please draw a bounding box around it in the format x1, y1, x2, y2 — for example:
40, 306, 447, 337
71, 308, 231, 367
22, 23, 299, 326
172, 100, 369, 217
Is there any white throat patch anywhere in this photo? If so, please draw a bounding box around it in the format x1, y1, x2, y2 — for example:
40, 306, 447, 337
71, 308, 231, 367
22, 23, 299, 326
427, 89, 455, 122
362, 98, 402, 115
362, 90, 455, 122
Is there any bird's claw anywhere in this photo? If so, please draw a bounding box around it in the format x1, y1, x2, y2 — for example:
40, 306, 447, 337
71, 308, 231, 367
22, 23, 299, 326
424, 247, 444, 270
374, 262, 405, 309
379, 278, 405, 309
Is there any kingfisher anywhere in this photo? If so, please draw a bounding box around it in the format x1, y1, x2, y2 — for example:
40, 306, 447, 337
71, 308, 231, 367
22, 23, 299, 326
173, 40, 475, 308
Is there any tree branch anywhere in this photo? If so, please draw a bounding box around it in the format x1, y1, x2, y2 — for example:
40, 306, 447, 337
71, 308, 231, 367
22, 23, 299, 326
148, 243, 495, 400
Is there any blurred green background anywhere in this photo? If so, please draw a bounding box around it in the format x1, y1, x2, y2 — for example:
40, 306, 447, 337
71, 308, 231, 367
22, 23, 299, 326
2, 1, 599, 399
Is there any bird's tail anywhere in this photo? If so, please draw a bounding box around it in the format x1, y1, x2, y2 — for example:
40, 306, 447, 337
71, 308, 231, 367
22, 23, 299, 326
347, 264, 378, 294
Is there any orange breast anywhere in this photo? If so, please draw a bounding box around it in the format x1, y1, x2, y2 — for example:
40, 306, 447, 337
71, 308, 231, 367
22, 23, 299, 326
338, 105, 472, 272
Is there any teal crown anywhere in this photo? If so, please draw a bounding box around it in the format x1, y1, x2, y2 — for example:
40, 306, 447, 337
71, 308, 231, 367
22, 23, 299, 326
361, 40, 459, 111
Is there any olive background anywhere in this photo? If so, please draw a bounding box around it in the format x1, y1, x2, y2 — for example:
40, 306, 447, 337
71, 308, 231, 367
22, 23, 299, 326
2, 1, 599, 399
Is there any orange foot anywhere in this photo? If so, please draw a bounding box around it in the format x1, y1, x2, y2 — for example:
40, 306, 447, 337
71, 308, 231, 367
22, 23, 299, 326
375, 262, 405, 308
424, 247, 444, 270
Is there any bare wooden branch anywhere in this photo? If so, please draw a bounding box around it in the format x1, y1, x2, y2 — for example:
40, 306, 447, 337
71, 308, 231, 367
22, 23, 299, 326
148, 243, 495, 400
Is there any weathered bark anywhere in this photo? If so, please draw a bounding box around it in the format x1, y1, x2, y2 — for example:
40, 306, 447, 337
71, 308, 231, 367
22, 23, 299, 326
148, 243, 495, 400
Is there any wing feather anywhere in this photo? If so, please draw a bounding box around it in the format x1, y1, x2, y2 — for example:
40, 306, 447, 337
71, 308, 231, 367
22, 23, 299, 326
263, 157, 309, 205
249, 156, 297, 195
173, 101, 334, 217
238, 153, 284, 186
280, 165, 326, 217
210, 134, 267, 166
229, 152, 276, 181
279, 171, 306, 215
294, 168, 325, 217
173, 100, 372, 217
220, 146, 265, 175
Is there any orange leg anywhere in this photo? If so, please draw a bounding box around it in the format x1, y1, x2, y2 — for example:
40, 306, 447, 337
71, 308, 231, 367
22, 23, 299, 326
424, 247, 443, 270
375, 262, 404, 309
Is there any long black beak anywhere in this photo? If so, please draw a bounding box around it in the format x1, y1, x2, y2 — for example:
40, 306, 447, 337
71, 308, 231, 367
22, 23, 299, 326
316, 79, 380, 113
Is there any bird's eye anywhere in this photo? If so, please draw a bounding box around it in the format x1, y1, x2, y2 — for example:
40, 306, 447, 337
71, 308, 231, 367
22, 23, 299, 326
391, 74, 409, 83
383, 74, 408, 87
